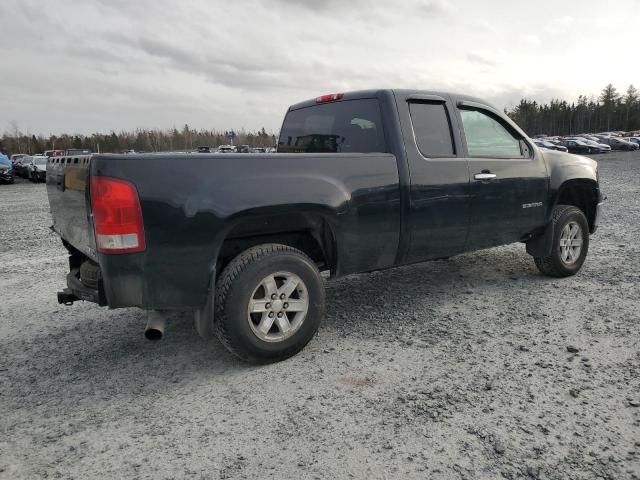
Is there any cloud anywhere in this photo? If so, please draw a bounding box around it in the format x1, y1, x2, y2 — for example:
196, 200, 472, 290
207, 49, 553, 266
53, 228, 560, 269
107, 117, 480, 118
418, 0, 457, 16
520, 34, 542, 48
475, 20, 498, 34
466, 51, 497, 67
545, 16, 575, 34
270, 0, 368, 10
0, 0, 637, 135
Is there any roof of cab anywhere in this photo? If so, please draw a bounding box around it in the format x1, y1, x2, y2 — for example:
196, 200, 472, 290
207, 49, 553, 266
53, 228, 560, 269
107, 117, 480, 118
287, 89, 385, 111
287, 89, 499, 112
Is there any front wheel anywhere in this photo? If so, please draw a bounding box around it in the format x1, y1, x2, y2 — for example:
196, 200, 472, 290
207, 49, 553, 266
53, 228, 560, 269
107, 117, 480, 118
214, 244, 325, 362
533, 205, 589, 277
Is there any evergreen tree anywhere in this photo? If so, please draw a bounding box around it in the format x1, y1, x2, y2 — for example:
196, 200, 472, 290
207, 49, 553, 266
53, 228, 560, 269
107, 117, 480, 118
505, 84, 640, 136
624, 85, 638, 130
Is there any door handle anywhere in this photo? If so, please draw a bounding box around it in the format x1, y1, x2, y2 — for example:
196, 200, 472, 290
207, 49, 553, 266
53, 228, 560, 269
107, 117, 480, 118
474, 173, 497, 180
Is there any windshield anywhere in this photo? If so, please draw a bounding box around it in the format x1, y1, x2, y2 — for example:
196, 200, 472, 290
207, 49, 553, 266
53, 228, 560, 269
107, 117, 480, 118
34, 158, 47, 165
278, 98, 386, 153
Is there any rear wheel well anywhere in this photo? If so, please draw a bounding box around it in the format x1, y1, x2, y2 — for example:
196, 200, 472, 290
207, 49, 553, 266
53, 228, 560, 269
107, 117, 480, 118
217, 218, 336, 277
555, 180, 599, 232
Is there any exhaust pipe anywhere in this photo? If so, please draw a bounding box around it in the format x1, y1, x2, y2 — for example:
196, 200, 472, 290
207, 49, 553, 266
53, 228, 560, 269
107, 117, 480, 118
145, 311, 166, 341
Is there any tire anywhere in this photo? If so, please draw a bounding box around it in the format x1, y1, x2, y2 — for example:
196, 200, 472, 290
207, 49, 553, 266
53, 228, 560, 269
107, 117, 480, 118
534, 205, 589, 277
214, 243, 325, 363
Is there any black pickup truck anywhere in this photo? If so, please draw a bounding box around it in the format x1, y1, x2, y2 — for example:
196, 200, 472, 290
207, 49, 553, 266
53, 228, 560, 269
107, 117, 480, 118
47, 89, 603, 362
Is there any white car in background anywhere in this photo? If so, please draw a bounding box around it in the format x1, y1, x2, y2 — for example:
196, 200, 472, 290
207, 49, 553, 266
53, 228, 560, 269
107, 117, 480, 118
28, 155, 49, 182
217, 145, 237, 153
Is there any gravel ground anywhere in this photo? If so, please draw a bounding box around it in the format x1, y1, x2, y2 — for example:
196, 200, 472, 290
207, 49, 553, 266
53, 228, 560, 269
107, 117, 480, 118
1, 151, 639, 480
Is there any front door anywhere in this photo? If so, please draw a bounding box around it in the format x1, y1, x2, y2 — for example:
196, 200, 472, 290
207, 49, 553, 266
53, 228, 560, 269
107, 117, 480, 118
454, 102, 548, 250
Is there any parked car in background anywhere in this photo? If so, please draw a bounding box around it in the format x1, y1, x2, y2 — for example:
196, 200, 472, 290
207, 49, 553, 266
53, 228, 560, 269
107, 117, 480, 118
217, 145, 236, 153
10, 153, 28, 165
622, 137, 640, 148
29, 155, 48, 182
603, 137, 639, 151
0, 154, 14, 184
197, 146, 213, 153
566, 138, 611, 153
583, 139, 611, 153
558, 139, 592, 154
533, 140, 568, 152
14, 156, 33, 178
44, 150, 65, 157
236, 145, 251, 153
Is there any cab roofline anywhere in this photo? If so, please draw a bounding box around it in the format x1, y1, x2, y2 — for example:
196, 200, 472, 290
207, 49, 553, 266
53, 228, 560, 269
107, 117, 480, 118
287, 88, 498, 112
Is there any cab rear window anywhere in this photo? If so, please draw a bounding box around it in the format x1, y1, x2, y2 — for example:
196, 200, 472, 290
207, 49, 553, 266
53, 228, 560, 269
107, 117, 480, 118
278, 99, 386, 153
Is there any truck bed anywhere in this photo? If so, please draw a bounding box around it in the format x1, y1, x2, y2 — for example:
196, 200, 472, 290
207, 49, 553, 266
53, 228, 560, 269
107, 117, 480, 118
46, 152, 401, 309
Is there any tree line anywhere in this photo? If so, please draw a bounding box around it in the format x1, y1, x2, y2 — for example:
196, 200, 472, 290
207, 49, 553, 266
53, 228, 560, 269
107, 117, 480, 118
506, 84, 639, 136
1, 124, 278, 155
3, 83, 639, 154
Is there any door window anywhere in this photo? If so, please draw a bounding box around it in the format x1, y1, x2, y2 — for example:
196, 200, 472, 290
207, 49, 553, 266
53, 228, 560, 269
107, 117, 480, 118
409, 102, 455, 157
459, 108, 528, 158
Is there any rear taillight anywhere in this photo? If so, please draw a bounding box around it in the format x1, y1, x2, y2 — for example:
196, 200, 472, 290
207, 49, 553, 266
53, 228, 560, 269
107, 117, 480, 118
90, 176, 146, 254
315, 92, 344, 103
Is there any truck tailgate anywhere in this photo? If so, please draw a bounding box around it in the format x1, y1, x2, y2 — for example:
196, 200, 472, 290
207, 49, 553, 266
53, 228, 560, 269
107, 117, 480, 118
46, 155, 97, 261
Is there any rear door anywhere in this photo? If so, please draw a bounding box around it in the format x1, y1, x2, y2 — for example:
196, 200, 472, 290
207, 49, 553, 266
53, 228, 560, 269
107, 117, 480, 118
454, 100, 548, 250
395, 92, 471, 262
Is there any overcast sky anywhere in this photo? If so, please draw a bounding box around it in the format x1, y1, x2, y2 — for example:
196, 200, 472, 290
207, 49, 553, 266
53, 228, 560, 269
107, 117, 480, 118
1, 0, 638, 135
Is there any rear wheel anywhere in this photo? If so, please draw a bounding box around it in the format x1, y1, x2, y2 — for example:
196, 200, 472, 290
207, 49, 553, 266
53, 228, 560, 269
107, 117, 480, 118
214, 244, 325, 362
533, 205, 589, 277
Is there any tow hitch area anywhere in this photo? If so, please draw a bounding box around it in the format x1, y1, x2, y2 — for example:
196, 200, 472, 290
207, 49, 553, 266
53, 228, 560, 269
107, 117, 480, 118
57, 288, 78, 305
